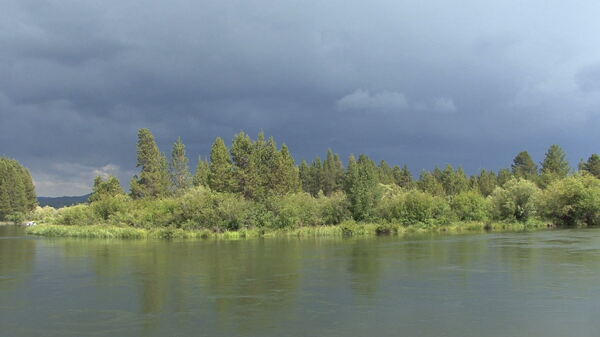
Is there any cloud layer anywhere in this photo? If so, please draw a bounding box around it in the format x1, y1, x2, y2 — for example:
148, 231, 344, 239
2, 0, 600, 195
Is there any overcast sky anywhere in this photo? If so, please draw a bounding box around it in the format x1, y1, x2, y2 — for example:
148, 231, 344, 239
2, 0, 600, 196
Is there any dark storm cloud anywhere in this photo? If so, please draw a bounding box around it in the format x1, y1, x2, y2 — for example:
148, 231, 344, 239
2, 0, 600, 195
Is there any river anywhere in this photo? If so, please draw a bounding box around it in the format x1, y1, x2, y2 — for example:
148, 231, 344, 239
1, 225, 600, 336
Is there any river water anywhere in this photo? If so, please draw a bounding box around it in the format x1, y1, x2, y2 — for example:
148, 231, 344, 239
2, 225, 600, 337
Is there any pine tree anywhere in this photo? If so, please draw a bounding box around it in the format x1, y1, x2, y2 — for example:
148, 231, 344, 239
511, 151, 538, 180
230, 131, 255, 197
541, 144, 570, 177
208, 137, 234, 192
477, 169, 497, 196
579, 154, 600, 178
497, 168, 512, 187
170, 137, 192, 192
418, 170, 445, 196
193, 158, 210, 187
275, 144, 301, 194
130, 128, 170, 199
392, 165, 413, 189
345, 154, 381, 221
378, 160, 395, 185
299, 160, 311, 193
322, 149, 344, 195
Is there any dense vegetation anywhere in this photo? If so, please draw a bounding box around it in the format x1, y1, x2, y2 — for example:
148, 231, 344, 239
0, 157, 37, 223
24, 128, 600, 237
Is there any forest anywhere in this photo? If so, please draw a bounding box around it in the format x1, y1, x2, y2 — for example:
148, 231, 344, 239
14, 128, 600, 238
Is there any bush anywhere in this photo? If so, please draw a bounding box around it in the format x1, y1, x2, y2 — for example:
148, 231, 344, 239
6, 212, 25, 224
450, 190, 490, 221
377, 189, 453, 226
268, 193, 324, 228
490, 178, 540, 222
172, 187, 257, 231
319, 192, 352, 225
91, 194, 131, 221
539, 173, 600, 227
53, 205, 98, 226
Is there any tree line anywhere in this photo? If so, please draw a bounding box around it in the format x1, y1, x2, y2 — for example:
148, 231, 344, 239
80, 128, 600, 229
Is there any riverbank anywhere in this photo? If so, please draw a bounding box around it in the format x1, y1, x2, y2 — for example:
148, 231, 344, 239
25, 220, 552, 240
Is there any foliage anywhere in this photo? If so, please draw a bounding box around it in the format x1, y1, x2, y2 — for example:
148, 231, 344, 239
450, 190, 490, 221
377, 189, 453, 226
579, 154, 600, 178
89, 175, 124, 202
170, 137, 192, 192
0, 157, 37, 220
130, 128, 171, 198
344, 154, 382, 221
490, 178, 541, 222
539, 173, 600, 227
512, 151, 538, 180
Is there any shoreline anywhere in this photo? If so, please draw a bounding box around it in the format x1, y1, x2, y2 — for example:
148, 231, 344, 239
25, 221, 553, 240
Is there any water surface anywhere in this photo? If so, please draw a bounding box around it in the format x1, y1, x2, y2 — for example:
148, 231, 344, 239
2, 225, 600, 337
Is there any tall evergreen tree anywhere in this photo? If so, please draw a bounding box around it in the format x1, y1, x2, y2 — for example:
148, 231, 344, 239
497, 168, 513, 187
230, 131, 256, 198
299, 160, 311, 193
274, 144, 301, 194
579, 154, 600, 178
130, 128, 170, 199
418, 170, 445, 196
322, 149, 344, 195
392, 165, 413, 189
511, 151, 538, 180
477, 169, 497, 196
378, 160, 395, 185
170, 137, 192, 192
193, 158, 210, 187
345, 154, 381, 221
208, 137, 234, 192
540, 144, 570, 177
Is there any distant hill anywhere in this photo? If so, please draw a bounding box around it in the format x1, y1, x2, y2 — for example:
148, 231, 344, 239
38, 194, 91, 208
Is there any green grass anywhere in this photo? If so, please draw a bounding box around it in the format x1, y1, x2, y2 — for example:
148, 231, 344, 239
26, 220, 552, 240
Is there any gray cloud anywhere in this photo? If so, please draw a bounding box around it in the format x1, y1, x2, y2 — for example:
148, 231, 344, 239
2, 0, 600, 195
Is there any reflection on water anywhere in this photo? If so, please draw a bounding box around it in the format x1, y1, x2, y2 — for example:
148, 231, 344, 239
2, 226, 600, 336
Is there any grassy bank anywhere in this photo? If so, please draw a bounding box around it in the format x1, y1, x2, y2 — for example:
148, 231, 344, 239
26, 220, 551, 240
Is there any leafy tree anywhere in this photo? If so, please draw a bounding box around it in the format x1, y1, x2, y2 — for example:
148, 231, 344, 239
299, 160, 311, 194
170, 137, 192, 192
273, 144, 301, 195
579, 154, 600, 178
0, 157, 37, 220
130, 129, 170, 199
439, 165, 469, 195
344, 154, 381, 221
511, 151, 538, 180
490, 178, 540, 222
193, 158, 210, 187
208, 137, 234, 192
540, 173, 600, 226
89, 175, 125, 202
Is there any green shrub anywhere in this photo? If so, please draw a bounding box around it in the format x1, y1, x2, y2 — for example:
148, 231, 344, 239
269, 193, 324, 228
450, 190, 490, 221
53, 205, 97, 226
377, 189, 453, 226
319, 192, 352, 225
539, 173, 600, 227
490, 178, 540, 222
91, 194, 131, 221
6, 212, 25, 224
